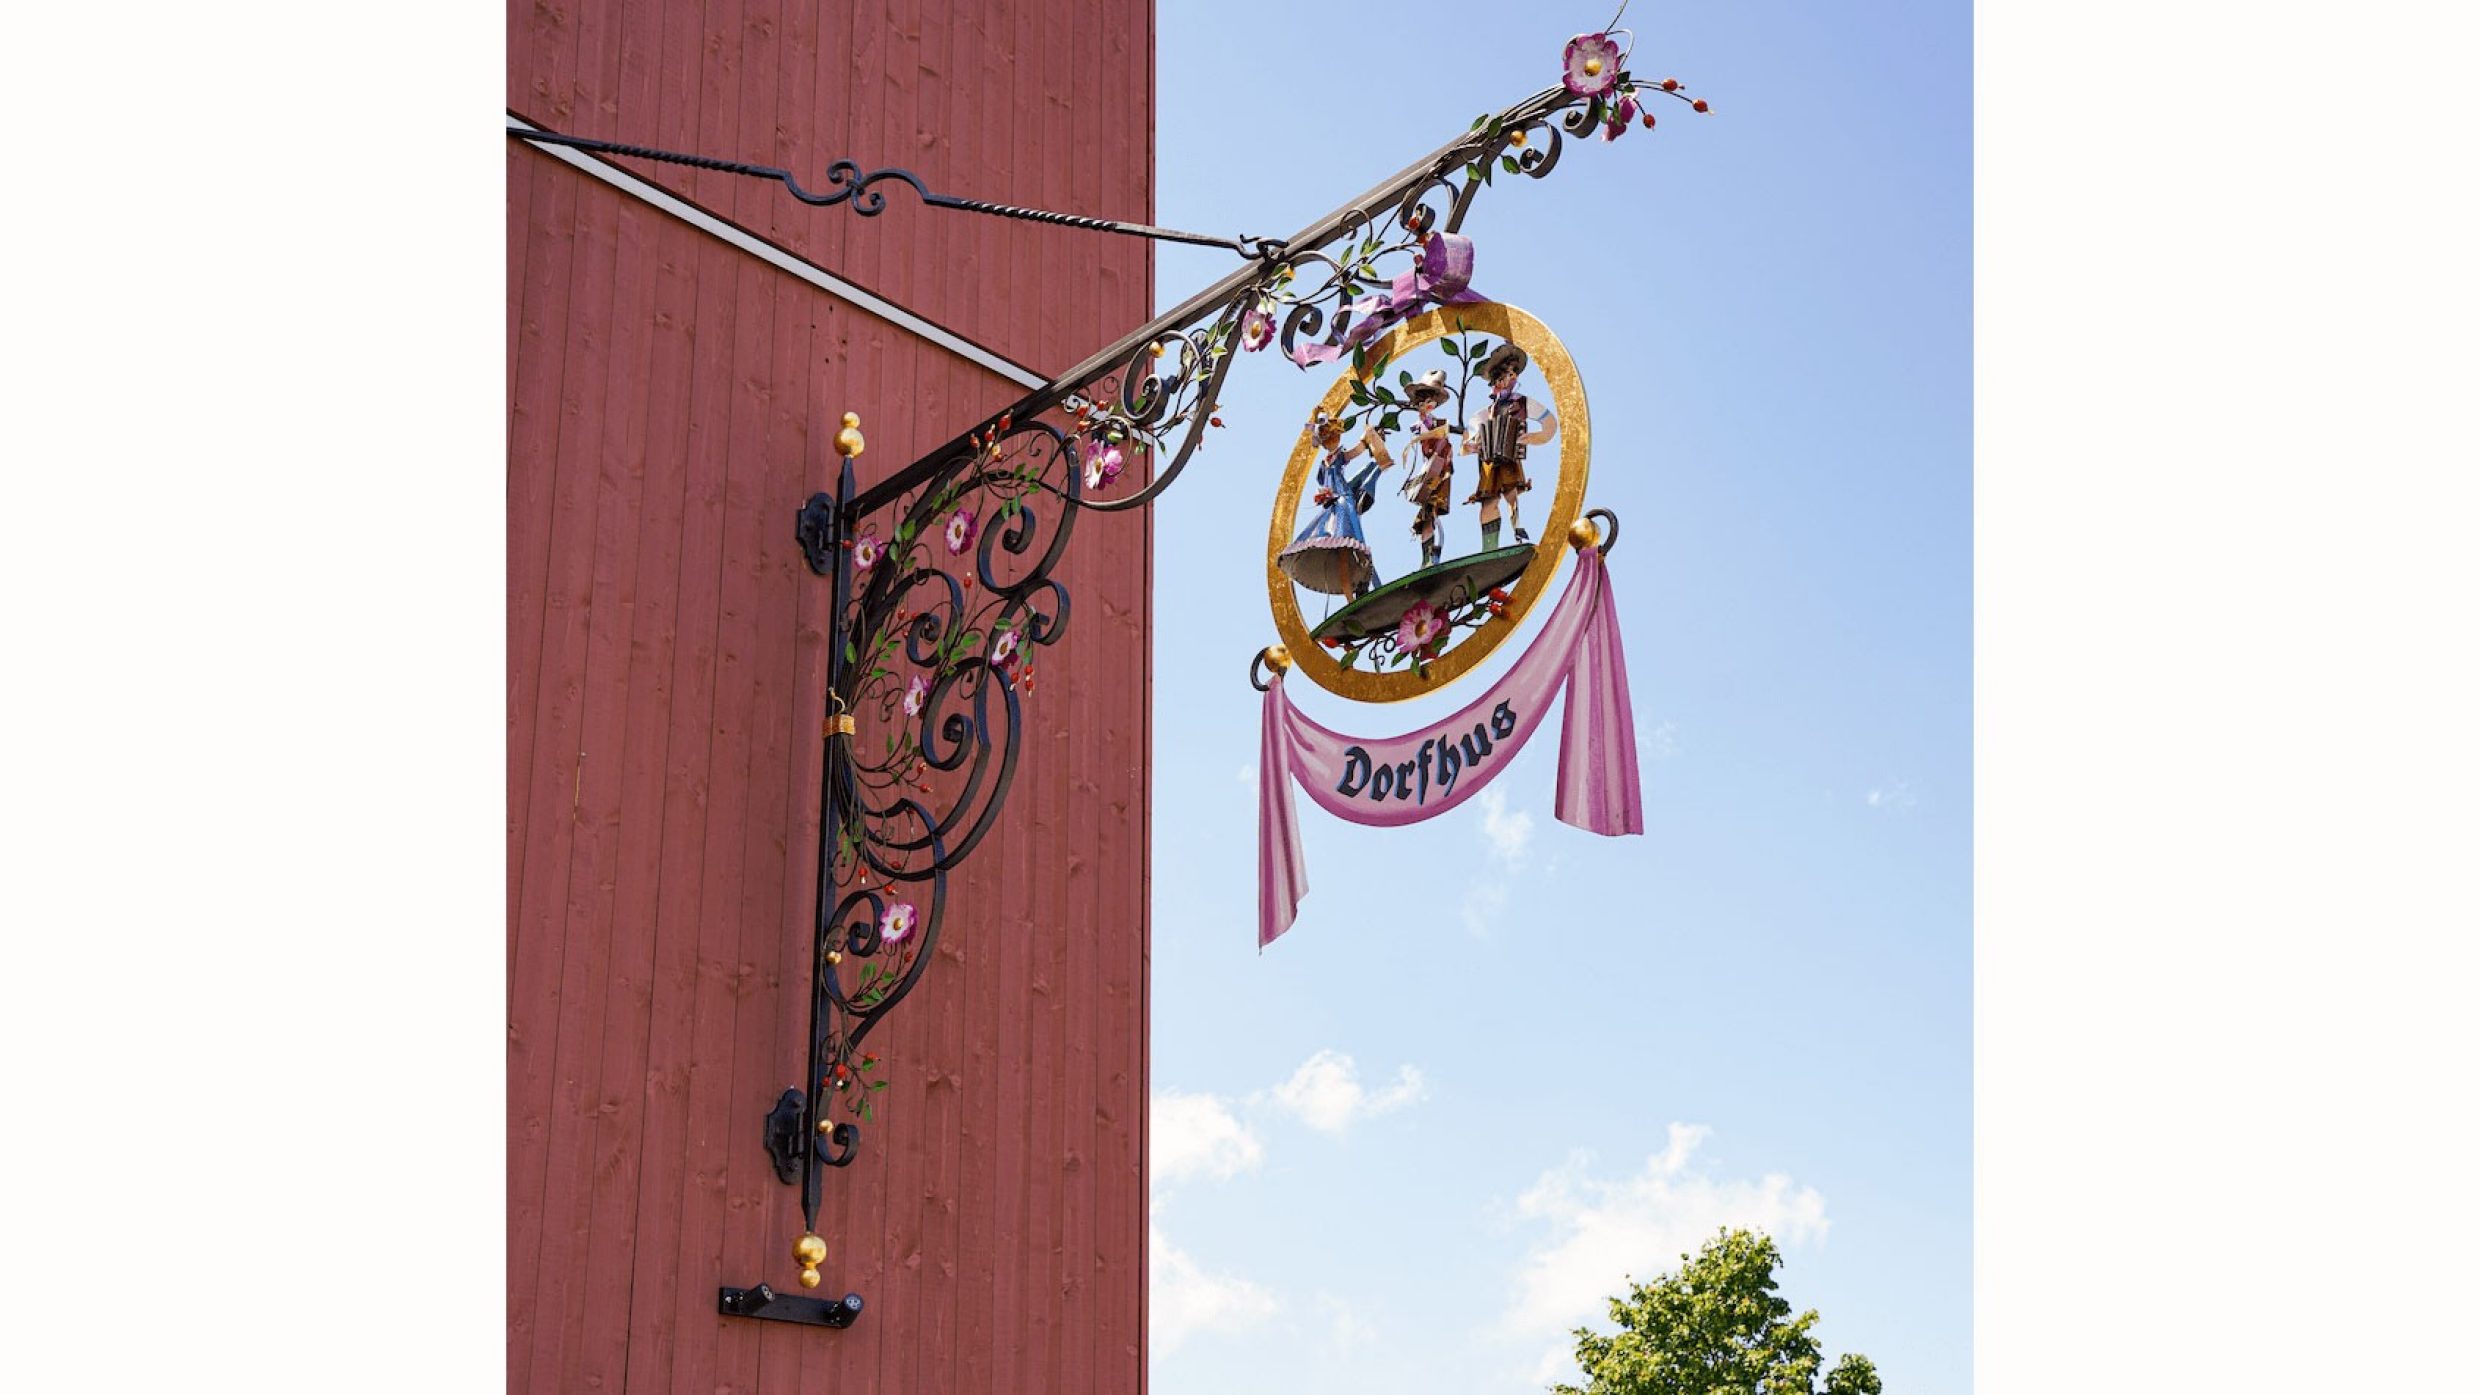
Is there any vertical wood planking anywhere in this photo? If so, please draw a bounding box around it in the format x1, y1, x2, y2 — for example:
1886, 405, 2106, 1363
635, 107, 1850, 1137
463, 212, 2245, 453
523, 140, 634, 1393
610, 206, 702, 1395
711, 246, 782, 1395
1036, 14, 1072, 1393
572, 5, 672, 1386
914, 16, 964, 1395
564, 187, 666, 1395
611, 4, 704, 1387
743, 270, 812, 1395
508, 145, 577, 967
508, 138, 603, 1395
656, 216, 744, 1395
509, 146, 536, 431
511, 4, 1154, 1391
532, 0, 645, 1383
758, 5, 825, 1391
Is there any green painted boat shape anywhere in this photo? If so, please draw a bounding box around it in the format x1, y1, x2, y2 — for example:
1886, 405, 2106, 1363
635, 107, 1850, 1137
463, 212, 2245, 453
1306, 543, 1537, 642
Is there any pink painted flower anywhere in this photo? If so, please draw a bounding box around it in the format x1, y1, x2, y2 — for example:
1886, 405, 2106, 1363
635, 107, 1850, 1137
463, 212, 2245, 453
1601, 93, 1640, 142
880, 900, 917, 944
1240, 305, 1275, 353
1562, 31, 1625, 97
944, 508, 979, 555
1398, 600, 1449, 657
990, 627, 1021, 668
852, 529, 884, 575
902, 673, 930, 717
1082, 438, 1125, 491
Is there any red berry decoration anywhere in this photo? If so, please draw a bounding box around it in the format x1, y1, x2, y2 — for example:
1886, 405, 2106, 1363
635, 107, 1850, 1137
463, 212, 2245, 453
1692, 98, 1709, 113
1662, 77, 1679, 91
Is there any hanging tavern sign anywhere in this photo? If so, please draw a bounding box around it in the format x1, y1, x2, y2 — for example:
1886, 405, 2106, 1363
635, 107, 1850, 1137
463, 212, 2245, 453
1251, 302, 1642, 948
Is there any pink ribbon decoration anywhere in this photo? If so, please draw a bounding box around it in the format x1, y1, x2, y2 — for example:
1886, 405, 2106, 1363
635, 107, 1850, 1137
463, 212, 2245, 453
1288, 232, 1486, 368
1258, 546, 1643, 947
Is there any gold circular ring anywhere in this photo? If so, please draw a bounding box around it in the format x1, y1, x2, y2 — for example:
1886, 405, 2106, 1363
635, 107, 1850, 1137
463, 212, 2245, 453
1264, 303, 1590, 702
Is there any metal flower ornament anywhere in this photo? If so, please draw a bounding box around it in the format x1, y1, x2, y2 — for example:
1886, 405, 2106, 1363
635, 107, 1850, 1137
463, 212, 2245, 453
520, 5, 1711, 1324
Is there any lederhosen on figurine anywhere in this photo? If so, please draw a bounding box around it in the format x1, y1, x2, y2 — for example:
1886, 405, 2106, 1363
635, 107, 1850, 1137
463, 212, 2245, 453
1403, 369, 1456, 569
1468, 355, 1535, 505
1463, 341, 1547, 547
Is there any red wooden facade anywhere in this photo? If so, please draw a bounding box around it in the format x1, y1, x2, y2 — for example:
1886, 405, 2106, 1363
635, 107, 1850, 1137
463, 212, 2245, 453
508, 4, 1154, 1391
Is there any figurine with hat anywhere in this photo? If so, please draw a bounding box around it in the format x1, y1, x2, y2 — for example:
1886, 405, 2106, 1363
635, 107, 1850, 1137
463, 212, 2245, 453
1461, 341, 1559, 547
1277, 408, 1397, 599
1400, 368, 1459, 570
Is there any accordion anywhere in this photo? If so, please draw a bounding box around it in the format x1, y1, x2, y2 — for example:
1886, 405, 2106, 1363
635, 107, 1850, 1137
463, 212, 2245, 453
1476, 397, 1528, 466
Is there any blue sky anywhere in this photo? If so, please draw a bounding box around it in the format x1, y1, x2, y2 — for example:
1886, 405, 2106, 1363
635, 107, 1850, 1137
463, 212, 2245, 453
1144, 3, 1969, 1392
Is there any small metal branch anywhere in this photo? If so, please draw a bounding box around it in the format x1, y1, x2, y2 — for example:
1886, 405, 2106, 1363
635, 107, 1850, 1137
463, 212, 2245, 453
506, 125, 1274, 256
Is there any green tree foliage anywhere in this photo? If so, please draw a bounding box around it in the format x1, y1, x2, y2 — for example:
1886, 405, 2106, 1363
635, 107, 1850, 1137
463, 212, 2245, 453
1552, 1229, 1884, 1395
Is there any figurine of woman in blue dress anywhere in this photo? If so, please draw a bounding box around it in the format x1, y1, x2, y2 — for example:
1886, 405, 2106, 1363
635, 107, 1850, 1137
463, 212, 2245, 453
1278, 409, 1395, 598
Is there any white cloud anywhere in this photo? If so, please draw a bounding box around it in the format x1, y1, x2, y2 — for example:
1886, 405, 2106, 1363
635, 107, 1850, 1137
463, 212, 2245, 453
1640, 719, 1678, 762
1866, 778, 1916, 810
1503, 1124, 1830, 1362
1461, 876, 1510, 938
1260, 1049, 1427, 1133
1151, 1088, 1263, 1190
1461, 787, 1538, 937
1148, 1053, 1426, 1354
1151, 1223, 1278, 1352
1478, 785, 1537, 872
1321, 1294, 1378, 1356
1149, 1088, 1277, 1350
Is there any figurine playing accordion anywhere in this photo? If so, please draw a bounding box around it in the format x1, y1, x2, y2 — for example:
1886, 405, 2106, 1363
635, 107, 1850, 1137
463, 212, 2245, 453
1460, 342, 1559, 548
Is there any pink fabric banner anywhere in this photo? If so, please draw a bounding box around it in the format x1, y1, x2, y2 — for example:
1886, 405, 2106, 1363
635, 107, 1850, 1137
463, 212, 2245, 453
1287, 232, 1485, 368
1258, 547, 1643, 947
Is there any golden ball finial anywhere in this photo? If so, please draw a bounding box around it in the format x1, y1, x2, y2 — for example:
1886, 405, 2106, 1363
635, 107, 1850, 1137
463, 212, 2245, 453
1568, 517, 1602, 551
794, 1232, 828, 1266
835, 412, 866, 460
1262, 644, 1293, 673
798, 1267, 823, 1289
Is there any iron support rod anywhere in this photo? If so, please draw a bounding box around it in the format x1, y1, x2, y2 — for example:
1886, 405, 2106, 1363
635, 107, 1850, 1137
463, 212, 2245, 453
801, 453, 857, 1238
507, 124, 1271, 255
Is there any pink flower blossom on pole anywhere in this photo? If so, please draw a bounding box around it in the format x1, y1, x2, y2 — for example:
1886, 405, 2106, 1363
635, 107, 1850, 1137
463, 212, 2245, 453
1562, 32, 1625, 97
1398, 600, 1449, 658
880, 901, 917, 944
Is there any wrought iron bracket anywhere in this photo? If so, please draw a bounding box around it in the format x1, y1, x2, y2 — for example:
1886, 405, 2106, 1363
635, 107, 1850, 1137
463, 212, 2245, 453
796, 491, 841, 577
718, 1283, 866, 1329
763, 1088, 808, 1185
715, 57, 1703, 1327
